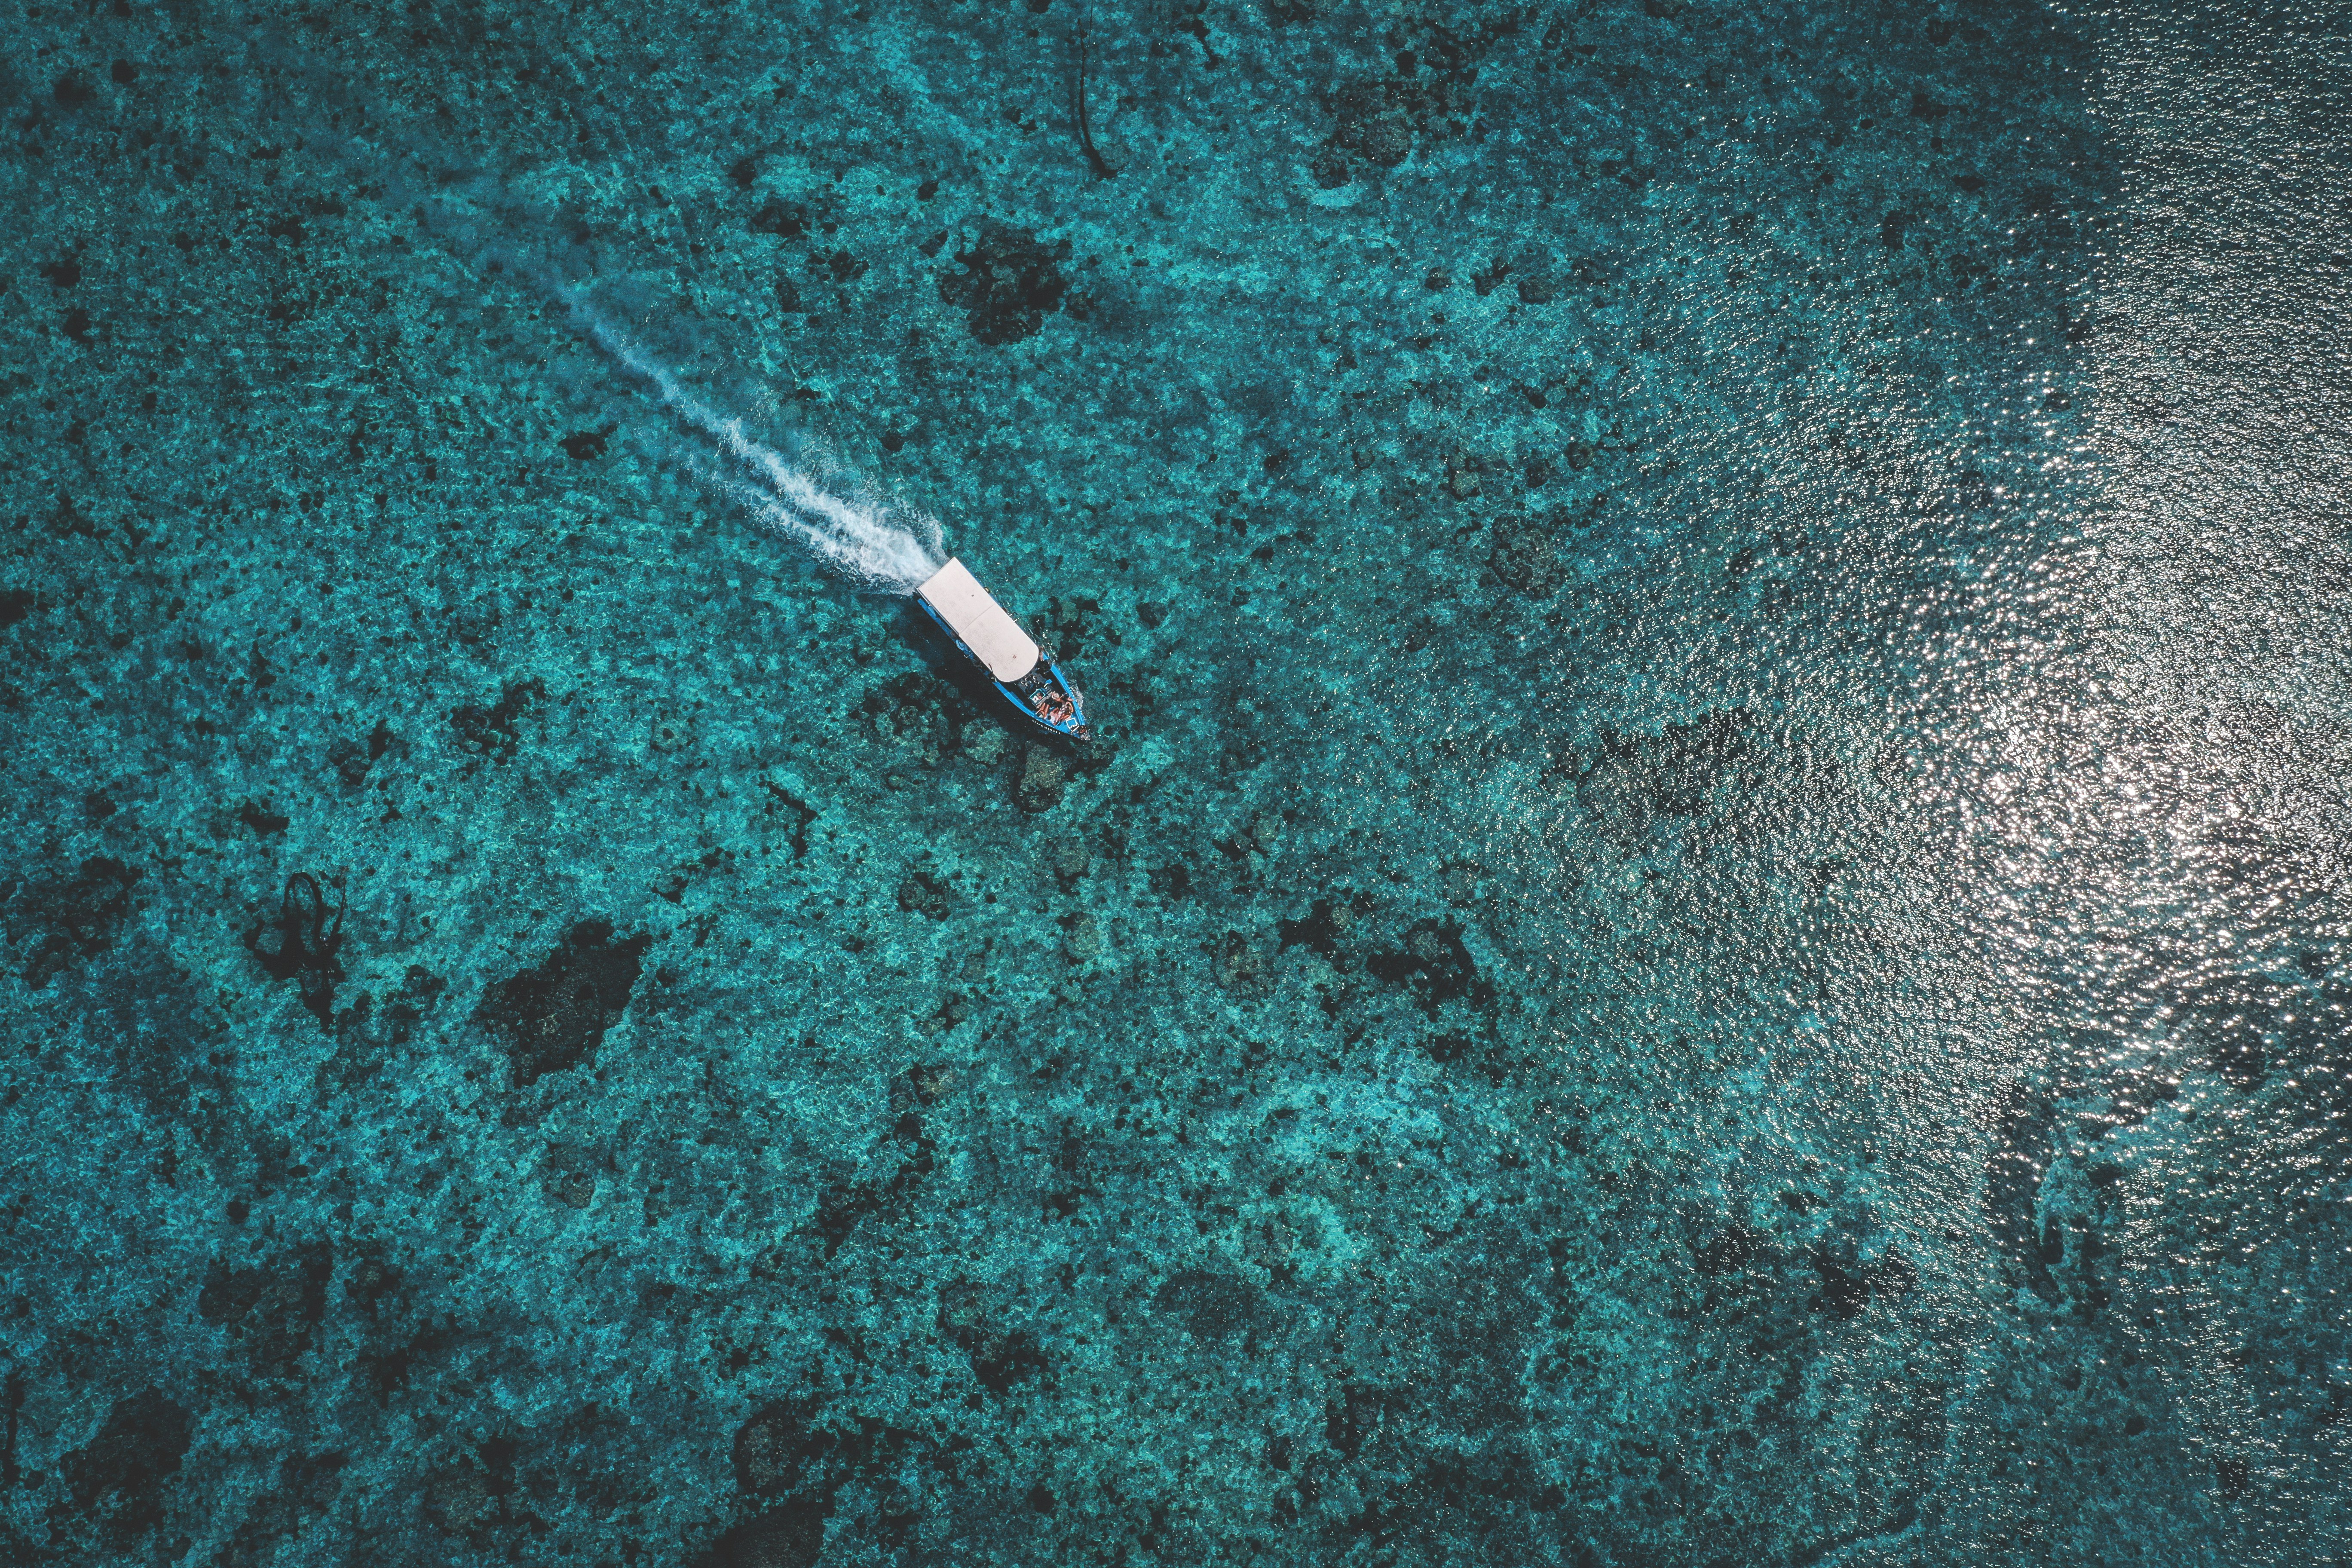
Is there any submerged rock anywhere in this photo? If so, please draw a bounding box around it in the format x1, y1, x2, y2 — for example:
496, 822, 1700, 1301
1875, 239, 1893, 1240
735, 1400, 830, 1496
1016, 747, 1066, 812
699, 1499, 827, 1568
1488, 513, 1563, 596
63, 1389, 193, 1541
197, 1241, 334, 1371
6, 855, 139, 989
938, 220, 1071, 345
475, 921, 653, 1087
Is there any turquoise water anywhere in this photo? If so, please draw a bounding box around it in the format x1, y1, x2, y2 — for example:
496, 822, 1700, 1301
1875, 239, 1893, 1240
5, 0, 2351, 1562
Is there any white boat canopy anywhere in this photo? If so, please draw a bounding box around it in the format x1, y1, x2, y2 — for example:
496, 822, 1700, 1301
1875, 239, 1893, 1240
916, 558, 1042, 683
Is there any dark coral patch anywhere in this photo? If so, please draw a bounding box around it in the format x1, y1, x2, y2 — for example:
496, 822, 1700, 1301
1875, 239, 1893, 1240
559, 428, 609, 460
698, 1499, 827, 1568
6, 856, 140, 989
735, 1399, 833, 1496
244, 873, 345, 1033
450, 677, 545, 761
198, 1241, 335, 1371
969, 1329, 1046, 1393
936, 1282, 1046, 1393
476, 920, 652, 1087
938, 220, 1071, 345
63, 1389, 193, 1542
1488, 513, 1563, 597
1155, 1268, 1262, 1339
1369, 918, 1492, 1014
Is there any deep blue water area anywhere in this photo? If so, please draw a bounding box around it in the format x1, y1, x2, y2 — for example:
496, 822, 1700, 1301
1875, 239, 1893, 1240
5, 0, 2352, 1562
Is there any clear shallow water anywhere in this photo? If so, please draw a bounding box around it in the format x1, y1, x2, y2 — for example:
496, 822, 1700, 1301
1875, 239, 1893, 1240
3, 1, 2349, 1563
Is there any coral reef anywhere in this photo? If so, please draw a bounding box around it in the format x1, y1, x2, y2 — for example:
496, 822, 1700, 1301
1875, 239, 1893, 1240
2, 0, 2349, 1564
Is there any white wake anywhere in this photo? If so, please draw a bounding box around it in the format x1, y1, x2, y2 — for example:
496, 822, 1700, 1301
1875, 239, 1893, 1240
561, 296, 944, 594
251, 43, 947, 593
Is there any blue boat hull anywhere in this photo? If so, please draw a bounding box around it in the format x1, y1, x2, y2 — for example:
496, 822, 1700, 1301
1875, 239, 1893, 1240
911, 595, 1091, 744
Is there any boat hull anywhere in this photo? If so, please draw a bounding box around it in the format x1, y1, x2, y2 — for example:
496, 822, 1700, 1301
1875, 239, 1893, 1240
911, 594, 1091, 744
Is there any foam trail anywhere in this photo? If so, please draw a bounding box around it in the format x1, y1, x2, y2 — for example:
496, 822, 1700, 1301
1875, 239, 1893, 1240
294, 89, 943, 590
248, 42, 942, 589
562, 292, 943, 593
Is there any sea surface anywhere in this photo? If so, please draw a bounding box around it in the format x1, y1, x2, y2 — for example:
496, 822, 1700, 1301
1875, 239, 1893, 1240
4, 0, 2350, 1563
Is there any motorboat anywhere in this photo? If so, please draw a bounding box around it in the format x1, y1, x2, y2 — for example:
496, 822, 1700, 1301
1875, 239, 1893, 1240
912, 558, 1091, 744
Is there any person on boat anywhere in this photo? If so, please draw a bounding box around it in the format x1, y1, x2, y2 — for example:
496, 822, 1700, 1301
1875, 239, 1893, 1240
1035, 689, 1073, 726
